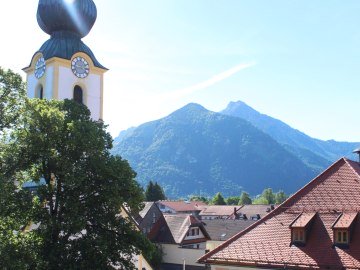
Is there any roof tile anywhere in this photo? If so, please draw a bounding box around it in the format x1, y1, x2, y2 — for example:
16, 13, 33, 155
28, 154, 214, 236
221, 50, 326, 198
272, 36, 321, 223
199, 158, 360, 269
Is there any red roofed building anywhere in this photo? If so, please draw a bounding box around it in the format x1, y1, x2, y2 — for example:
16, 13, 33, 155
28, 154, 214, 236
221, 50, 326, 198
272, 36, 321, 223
156, 200, 207, 215
198, 158, 360, 269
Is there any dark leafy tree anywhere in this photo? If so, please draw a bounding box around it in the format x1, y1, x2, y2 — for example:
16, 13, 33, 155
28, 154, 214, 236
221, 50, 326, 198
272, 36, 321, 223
1, 98, 157, 269
212, 192, 226, 205
238, 192, 252, 205
145, 181, 166, 201
226, 196, 240, 205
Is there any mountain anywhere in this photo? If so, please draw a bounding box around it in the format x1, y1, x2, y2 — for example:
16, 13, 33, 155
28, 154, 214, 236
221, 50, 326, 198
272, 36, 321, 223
112, 103, 317, 198
221, 101, 359, 170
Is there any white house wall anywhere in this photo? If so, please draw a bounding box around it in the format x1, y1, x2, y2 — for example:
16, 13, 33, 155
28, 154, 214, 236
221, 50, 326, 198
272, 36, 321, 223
206, 240, 224, 252
184, 228, 205, 241
58, 67, 101, 120
161, 244, 206, 267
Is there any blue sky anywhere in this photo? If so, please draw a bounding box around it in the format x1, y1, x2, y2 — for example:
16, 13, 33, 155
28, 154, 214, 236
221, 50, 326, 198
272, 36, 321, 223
1, 1, 359, 141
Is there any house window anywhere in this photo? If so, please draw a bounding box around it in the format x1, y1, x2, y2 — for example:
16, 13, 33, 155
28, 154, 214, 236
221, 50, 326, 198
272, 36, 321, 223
73, 85, 83, 104
152, 213, 156, 224
292, 229, 305, 242
36, 85, 44, 99
189, 228, 200, 236
39, 86, 43, 99
335, 230, 349, 244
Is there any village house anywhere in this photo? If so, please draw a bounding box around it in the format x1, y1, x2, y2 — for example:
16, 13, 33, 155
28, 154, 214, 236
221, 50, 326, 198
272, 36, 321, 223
156, 200, 207, 216
202, 219, 256, 252
227, 204, 276, 221
198, 158, 360, 269
136, 202, 163, 235
199, 204, 274, 221
149, 214, 210, 270
199, 205, 243, 220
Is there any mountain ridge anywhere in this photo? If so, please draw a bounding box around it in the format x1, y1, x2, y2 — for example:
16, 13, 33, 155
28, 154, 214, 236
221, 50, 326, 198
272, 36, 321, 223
221, 101, 359, 168
112, 103, 319, 198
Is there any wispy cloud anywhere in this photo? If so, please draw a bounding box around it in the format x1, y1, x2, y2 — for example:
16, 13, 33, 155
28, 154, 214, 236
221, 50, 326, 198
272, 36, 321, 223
158, 62, 256, 101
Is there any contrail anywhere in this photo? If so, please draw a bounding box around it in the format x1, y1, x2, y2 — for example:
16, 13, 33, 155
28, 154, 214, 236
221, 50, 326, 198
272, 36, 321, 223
160, 61, 256, 101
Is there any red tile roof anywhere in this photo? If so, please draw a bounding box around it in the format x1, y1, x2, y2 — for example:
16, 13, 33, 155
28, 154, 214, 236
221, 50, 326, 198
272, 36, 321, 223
290, 213, 316, 228
333, 213, 358, 229
232, 204, 275, 220
198, 158, 360, 269
199, 205, 242, 217
157, 200, 207, 212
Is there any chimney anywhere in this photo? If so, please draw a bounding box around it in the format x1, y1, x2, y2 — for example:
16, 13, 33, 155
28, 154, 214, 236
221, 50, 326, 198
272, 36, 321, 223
353, 148, 360, 163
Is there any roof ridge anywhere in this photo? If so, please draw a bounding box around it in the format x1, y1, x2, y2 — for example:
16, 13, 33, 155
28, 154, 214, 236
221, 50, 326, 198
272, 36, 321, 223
178, 215, 191, 243
344, 158, 360, 180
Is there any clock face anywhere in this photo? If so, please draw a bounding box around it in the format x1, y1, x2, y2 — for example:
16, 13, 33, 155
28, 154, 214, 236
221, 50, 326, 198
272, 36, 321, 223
71, 57, 90, 78
35, 57, 46, 79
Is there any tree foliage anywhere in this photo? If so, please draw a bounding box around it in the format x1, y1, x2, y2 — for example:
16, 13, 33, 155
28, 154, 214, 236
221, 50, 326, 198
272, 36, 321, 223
238, 192, 252, 205
226, 196, 240, 205
252, 188, 288, 205
0, 67, 25, 130
275, 190, 288, 204
212, 192, 226, 205
0, 98, 156, 269
189, 195, 209, 204
145, 181, 166, 201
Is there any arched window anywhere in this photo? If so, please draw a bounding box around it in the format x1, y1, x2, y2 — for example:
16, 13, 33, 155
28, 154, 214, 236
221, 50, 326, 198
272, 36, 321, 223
73, 85, 83, 104
37, 85, 43, 99
39, 86, 43, 99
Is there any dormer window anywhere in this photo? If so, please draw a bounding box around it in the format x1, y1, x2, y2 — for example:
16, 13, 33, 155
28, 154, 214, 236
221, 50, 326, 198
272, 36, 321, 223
292, 228, 305, 243
332, 213, 357, 247
187, 227, 200, 237
290, 213, 316, 245
336, 230, 348, 244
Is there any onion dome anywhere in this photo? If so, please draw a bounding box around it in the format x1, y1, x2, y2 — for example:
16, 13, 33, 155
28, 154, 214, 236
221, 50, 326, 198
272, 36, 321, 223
37, 0, 97, 38
30, 0, 107, 69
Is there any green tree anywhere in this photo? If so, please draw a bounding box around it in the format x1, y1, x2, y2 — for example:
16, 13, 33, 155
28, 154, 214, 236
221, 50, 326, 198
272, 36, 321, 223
0, 67, 25, 130
226, 196, 240, 205
253, 188, 275, 204
238, 192, 252, 205
189, 195, 209, 204
252, 196, 269, 205
275, 190, 288, 204
1, 98, 156, 269
145, 181, 166, 201
212, 192, 226, 205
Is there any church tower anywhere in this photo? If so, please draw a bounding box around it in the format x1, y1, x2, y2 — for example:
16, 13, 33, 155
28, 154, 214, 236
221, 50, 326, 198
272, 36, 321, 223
23, 0, 107, 120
